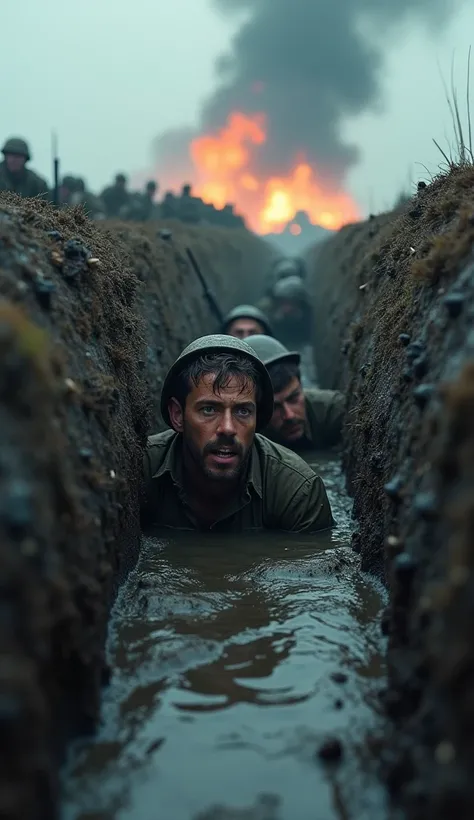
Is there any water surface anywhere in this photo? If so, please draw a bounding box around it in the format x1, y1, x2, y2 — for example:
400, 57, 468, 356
62, 455, 387, 820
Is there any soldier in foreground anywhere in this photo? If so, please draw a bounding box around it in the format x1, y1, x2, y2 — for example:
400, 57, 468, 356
222, 305, 272, 340
0, 137, 49, 198
141, 335, 333, 533
244, 335, 344, 451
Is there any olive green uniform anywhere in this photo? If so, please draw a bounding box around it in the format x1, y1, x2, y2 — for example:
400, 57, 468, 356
0, 162, 49, 199
141, 429, 333, 533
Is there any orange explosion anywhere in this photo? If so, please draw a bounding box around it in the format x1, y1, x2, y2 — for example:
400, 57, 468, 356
190, 111, 359, 234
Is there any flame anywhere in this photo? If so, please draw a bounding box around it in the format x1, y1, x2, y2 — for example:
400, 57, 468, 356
189, 111, 360, 234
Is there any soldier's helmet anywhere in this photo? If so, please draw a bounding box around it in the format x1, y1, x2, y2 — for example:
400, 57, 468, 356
146, 180, 157, 193
222, 304, 273, 337
182, 183, 192, 196
2, 137, 30, 161
160, 334, 274, 431
115, 173, 127, 185
272, 275, 308, 302
243, 335, 301, 368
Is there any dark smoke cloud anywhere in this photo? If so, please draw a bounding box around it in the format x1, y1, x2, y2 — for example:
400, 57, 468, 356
199, 0, 460, 184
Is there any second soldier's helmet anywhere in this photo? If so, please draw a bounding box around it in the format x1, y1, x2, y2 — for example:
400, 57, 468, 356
2, 137, 30, 160
160, 334, 274, 431
272, 275, 308, 302
222, 304, 273, 336
244, 334, 301, 368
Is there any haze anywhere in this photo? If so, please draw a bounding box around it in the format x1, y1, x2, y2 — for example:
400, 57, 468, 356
2, 0, 474, 219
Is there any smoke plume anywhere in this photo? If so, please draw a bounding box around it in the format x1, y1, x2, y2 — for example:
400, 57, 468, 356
152, 0, 460, 193
204, 0, 457, 184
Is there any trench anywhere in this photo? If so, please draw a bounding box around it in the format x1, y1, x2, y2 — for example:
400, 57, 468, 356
7, 166, 472, 818
62, 455, 388, 820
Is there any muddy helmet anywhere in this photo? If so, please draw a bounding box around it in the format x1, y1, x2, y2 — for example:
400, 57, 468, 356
272, 275, 308, 302
2, 137, 30, 160
160, 334, 274, 431
222, 304, 273, 336
243, 334, 301, 368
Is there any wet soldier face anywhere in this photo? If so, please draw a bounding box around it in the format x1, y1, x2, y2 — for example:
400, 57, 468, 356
227, 318, 265, 339
5, 153, 26, 173
169, 372, 257, 481
269, 376, 306, 443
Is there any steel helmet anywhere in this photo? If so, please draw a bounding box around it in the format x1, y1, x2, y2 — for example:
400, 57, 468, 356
243, 334, 301, 368
222, 304, 273, 336
2, 137, 30, 160
160, 334, 274, 430
272, 275, 308, 301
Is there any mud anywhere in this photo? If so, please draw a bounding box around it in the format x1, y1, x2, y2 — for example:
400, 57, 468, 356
0, 193, 275, 819
62, 456, 387, 820
308, 165, 474, 817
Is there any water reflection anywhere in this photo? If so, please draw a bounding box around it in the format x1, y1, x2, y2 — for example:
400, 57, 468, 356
62, 457, 388, 820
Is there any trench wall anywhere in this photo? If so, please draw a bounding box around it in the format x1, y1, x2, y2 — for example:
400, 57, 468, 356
308, 165, 474, 818
0, 193, 275, 819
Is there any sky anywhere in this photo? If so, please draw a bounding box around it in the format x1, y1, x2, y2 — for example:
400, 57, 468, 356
2, 0, 474, 219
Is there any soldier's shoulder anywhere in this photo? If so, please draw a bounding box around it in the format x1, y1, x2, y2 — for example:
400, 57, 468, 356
304, 387, 343, 405
28, 168, 47, 184
147, 428, 175, 450
255, 434, 315, 483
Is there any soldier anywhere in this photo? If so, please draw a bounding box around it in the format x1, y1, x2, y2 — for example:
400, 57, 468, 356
244, 335, 344, 451
70, 178, 105, 219
222, 305, 273, 340
100, 172, 130, 218
178, 182, 200, 224
269, 275, 313, 349
0, 137, 49, 199
141, 335, 333, 532
161, 190, 177, 220
59, 175, 78, 206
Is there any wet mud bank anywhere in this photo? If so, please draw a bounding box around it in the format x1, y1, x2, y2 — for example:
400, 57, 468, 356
0, 193, 274, 819
308, 166, 474, 817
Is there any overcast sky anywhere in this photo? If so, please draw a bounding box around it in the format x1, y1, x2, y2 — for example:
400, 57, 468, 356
2, 0, 473, 218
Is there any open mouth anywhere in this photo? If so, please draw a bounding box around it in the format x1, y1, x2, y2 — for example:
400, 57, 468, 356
209, 448, 239, 464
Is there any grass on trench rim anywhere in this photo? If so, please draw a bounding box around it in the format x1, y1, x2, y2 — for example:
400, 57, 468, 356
433, 47, 473, 169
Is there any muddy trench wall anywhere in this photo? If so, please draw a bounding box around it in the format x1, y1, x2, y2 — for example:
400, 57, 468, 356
0, 194, 275, 819
308, 165, 474, 818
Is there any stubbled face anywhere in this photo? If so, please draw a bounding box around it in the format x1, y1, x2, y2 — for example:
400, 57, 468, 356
227, 318, 265, 339
5, 154, 26, 173
269, 376, 306, 443
169, 373, 257, 481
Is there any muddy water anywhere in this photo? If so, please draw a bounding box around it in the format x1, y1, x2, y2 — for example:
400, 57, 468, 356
62, 455, 388, 820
